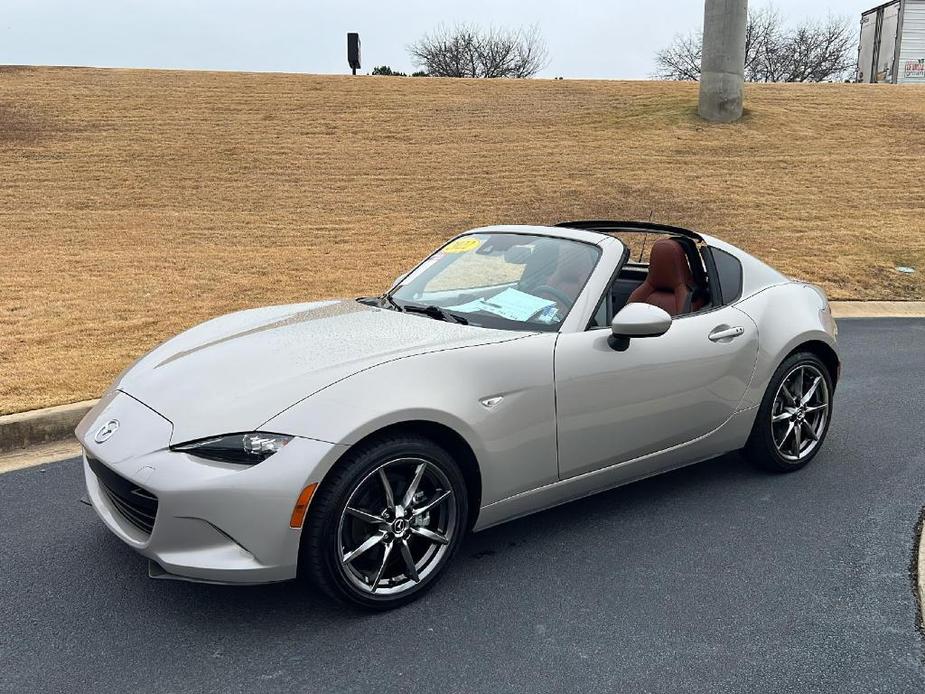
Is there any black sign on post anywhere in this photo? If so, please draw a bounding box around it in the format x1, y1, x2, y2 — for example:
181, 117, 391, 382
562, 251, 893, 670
347, 33, 361, 75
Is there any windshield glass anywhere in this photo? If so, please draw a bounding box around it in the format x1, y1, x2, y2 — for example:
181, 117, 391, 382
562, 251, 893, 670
390, 233, 601, 331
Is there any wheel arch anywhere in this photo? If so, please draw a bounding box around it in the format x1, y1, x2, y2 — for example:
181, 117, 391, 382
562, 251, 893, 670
324, 420, 483, 531
784, 339, 841, 387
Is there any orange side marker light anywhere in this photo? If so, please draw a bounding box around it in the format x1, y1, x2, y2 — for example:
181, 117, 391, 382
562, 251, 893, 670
289, 483, 318, 528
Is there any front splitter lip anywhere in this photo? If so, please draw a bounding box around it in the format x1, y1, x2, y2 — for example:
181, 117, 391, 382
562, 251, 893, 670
147, 559, 291, 586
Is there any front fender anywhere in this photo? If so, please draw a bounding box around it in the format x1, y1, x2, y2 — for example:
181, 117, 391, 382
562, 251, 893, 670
262, 334, 559, 507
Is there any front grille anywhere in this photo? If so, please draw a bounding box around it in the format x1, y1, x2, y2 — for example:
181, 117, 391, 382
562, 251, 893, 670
87, 455, 159, 536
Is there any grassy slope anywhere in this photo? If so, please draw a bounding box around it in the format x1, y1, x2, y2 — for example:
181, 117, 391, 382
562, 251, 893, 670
1, 66, 924, 414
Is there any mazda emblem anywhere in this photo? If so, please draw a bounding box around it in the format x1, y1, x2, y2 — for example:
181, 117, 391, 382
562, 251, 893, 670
94, 419, 120, 444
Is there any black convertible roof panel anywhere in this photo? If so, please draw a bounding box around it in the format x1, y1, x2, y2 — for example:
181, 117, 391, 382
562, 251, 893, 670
556, 220, 705, 242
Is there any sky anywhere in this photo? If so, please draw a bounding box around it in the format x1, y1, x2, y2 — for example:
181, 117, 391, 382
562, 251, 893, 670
2, 0, 876, 79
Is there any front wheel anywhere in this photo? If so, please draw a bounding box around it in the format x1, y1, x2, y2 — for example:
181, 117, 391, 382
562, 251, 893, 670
300, 435, 468, 610
744, 351, 834, 473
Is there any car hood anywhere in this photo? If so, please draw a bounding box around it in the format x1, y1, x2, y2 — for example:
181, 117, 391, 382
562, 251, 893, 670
117, 300, 522, 444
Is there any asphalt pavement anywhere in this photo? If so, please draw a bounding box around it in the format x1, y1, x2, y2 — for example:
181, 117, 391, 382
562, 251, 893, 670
1, 319, 924, 694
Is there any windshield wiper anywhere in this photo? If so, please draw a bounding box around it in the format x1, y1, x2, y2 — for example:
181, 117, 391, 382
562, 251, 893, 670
402, 304, 469, 325
379, 291, 404, 312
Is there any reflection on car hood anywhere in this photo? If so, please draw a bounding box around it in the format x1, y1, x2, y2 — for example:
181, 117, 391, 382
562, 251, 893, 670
117, 300, 522, 443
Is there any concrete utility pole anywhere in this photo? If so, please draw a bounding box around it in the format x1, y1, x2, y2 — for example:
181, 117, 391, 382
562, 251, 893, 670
698, 0, 748, 122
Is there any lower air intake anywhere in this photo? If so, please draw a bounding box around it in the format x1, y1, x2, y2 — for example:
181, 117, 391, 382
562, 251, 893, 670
87, 455, 158, 536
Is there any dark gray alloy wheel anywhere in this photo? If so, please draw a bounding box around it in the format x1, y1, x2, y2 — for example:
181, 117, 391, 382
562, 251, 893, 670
300, 435, 468, 610
337, 457, 458, 596
745, 351, 834, 473
770, 363, 831, 462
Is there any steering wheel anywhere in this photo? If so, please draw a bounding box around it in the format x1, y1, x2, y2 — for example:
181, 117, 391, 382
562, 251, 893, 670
532, 285, 574, 311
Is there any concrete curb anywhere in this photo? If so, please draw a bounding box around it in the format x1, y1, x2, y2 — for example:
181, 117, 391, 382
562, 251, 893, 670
0, 399, 97, 454
830, 301, 925, 318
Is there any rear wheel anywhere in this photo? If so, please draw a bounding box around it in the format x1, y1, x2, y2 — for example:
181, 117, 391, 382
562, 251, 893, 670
300, 435, 468, 610
744, 352, 833, 473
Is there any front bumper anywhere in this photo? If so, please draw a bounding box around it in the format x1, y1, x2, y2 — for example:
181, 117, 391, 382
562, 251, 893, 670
77, 391, 346, 584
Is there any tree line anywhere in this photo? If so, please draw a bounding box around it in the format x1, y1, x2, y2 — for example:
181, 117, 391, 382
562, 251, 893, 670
373, 7, 856, 83
655, 5, 856, 83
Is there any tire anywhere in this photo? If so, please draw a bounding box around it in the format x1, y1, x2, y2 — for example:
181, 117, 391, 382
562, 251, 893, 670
744, 351, 834, 473
299, 434, 469, 610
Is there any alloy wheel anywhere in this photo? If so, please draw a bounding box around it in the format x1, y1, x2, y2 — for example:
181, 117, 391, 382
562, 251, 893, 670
770, 363, 830, 462
336, 457, 457, 596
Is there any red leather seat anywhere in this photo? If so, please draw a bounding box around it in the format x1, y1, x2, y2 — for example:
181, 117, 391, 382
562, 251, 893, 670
627, 238, 704, 316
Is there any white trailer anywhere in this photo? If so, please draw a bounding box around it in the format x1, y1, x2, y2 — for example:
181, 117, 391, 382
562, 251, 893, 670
857, 0, 925, 83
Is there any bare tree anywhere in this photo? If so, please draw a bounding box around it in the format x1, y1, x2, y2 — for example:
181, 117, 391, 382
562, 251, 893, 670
409, 24, 548, 78
654, 30, 702, 81
780, 17, 856, 82
745, 6, 785, 81
655, 5, 856, 83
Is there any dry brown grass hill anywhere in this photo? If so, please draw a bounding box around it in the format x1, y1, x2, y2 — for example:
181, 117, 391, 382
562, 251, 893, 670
1, 66, 923, 414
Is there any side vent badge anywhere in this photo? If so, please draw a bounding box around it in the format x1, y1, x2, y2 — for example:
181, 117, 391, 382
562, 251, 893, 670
480, 396, 504, 410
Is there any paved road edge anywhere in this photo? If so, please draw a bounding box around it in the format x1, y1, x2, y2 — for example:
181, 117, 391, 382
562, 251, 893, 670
0, 440, 84, 475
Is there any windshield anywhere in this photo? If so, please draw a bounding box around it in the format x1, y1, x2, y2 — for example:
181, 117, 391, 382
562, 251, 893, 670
388, 233, 601, 331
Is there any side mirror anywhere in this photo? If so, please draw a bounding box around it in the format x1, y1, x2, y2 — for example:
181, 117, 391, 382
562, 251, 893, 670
609, 303, 672, 352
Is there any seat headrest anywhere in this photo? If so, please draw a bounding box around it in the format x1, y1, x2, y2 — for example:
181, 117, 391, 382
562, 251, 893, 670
647, 239, 693, 291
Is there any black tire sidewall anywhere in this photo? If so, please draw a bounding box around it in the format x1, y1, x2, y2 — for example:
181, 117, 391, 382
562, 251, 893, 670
747, 351, 834, 473
302, 435, 468, 610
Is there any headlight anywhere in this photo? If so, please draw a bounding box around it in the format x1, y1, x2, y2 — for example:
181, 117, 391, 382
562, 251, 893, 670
172, 432, 293, 465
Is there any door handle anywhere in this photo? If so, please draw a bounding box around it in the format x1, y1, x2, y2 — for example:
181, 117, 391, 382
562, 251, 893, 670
708, 326, 745, 342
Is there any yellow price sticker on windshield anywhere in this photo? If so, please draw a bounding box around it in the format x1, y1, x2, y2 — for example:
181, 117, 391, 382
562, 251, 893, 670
444, 237, 482, 254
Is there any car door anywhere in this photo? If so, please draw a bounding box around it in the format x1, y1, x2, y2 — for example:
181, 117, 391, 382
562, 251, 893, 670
554, 305, 758, 479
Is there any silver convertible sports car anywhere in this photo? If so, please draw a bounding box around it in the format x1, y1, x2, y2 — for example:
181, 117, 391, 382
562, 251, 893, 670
77, 221, 839, 609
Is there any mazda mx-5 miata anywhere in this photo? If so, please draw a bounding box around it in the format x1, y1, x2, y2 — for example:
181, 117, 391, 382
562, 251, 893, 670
77, 220, 839, 608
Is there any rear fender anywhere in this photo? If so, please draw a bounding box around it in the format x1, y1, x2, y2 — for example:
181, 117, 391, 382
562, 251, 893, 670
734, 283, 839, 410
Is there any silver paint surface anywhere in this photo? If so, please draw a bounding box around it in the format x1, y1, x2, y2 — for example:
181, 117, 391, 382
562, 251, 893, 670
116, 299, 524, 444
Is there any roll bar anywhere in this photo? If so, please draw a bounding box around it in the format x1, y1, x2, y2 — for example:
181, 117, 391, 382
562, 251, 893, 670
555, 220, 705, 242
